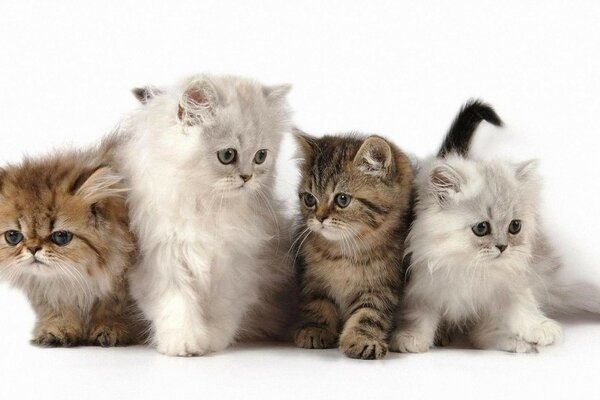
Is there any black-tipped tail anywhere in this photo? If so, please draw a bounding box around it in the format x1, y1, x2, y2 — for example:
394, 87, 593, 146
437, 99, 503, 158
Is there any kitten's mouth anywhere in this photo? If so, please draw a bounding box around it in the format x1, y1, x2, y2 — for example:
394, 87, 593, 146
29, 259, 48, 267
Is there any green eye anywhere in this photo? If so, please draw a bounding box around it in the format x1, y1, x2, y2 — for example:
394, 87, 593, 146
217, 148, 237, 165
254, 149, 268, 164
50, 231, 73, 246
508, 219, 522, 234
335, 193, 351, 208
472, 221, 491, 237
303, 193, 317, 207
5, 230, 24, 246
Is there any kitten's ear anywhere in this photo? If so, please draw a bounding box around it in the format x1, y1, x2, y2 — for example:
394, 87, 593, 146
353, 136, 393, 177
73, 167, 126, 204
514, 159, 539, 181
132, 86, 163, 104
178, 79, 218, 125
293, 128, 316, 157
430, 163, 463, 204
263, 84, 291, 104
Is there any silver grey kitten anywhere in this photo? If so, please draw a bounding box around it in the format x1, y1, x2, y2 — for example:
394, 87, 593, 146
391, 137, 600, 354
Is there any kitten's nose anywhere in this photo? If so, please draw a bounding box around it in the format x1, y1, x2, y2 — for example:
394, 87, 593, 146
496, 244, 507, 253
28, 246, 41, 255
316, 214, 328, 223
240, 174, 252, 182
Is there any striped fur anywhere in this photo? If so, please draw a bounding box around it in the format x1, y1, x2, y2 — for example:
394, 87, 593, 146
293, 133, 413, 359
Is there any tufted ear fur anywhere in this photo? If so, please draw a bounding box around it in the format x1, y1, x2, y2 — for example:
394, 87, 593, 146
353, 136, 394, 178
132, 86, 163, 104
293, 128, 317, 158
514, 159, 539, 182
178, 78, 218, 125
430, 163, 464, 205
262, 84, 291, 104
72, 166, 126, 204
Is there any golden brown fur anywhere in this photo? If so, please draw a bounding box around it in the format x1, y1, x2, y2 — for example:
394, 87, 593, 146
293, 133, 413, 359
0, 135, 143, 347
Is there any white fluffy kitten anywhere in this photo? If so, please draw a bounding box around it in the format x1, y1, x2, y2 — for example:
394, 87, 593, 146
119, 74, 297, 356
391, 155, 600, 353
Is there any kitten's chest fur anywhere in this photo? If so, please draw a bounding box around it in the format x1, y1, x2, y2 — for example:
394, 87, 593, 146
303, 236, 401, 315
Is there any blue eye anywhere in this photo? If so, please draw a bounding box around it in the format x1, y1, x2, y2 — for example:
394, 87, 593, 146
303, 193, 317, 207
472, 221, 491, 237
50, 231, 73, 246
5, 230, 24, 246
217, 148, 237, 164
508, 219, 522, 234
335, 193, 351, 208
254, 149, 267, 164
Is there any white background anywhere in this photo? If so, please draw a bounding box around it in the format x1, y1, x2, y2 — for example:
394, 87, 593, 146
1, 1, 600, 399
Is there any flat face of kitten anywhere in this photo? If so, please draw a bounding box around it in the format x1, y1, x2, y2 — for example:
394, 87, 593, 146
0, 158, 124, 284
425, 156, 540, 266
296, 134, 408, 242
134, 75, 291, 199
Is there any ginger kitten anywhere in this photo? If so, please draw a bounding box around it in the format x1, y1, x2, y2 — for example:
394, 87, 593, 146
0, 136, 141, 347
293, 133, 413, 359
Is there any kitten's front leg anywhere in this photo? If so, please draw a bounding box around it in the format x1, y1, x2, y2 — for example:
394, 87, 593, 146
338, 292, 396, 360
471, 290, 562, 353
31, 304, 84, 347
389, 301, 440, 353
294, 292, 339, 349
88, 292, 138, 347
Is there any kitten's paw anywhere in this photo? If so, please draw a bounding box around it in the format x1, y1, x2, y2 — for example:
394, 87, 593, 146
155, 330, 209, 357
389, 331, 432, 353
32, 325, 82, 347
521, 319, 562, 347
339, 334, 387, 360
501, 337, 538, 353
89, 324, 131, 347
294, 326, 337, 349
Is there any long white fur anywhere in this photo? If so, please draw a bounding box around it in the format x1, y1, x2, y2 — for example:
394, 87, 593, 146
118, 74, 296, 356
391, 154, 600, 353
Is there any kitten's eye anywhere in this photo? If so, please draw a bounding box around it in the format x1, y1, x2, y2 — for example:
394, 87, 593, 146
508, 219, 522, 234
254, 149, 268, 164
303, 193, 317, 207
217, 148, 237, 165
4, 230, 24, 246
50, 231, 73, 246
472, 221, 491, 237
335, 193, 351, 208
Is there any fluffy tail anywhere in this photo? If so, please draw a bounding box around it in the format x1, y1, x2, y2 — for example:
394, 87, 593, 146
437, 99, 503, 158
542, 282, 600, 316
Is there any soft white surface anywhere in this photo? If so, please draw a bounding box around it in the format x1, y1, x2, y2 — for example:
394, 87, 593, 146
1, 1, 599, 399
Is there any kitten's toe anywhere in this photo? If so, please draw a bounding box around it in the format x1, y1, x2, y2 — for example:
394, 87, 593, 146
32, 326, 81, 347
340, 333, 387, 360
522, 319, 562, 347
89, 324, 131, 347
294, 326, 337, 349
389, 330, 432, 353
155, 330, 209, 357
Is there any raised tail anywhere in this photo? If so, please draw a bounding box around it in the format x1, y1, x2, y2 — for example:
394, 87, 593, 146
542, 282, 600, 316
437, 99, 503, 158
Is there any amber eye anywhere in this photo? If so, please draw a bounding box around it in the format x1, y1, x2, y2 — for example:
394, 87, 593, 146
50, 231, 73, 246
472, 221, 491, 237
303, 193, 317, 207
335, 193, 351, 208
217, 148, 237, 165
508, 219, 522, 234
5, 230, 24, 246
254, 149, 268, 164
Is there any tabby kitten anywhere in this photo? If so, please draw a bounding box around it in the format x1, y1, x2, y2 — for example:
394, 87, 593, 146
293, 133, 413, 359
0, 135, 141, 347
